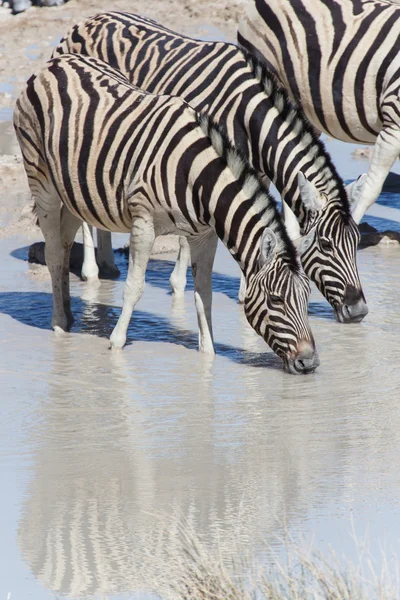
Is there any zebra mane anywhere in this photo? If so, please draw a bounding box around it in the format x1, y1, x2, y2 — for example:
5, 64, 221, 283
244, 51, 351, 218
196, 112, 300, 271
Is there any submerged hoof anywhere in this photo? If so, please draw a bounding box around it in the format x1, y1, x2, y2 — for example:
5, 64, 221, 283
98, 262, 120, 280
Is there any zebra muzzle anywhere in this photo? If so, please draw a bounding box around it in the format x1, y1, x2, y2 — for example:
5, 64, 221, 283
336, 285, 369, 324
284, 340, 320, 375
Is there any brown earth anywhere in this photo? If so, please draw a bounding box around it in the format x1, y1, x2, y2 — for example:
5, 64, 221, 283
0, 0, 246, 125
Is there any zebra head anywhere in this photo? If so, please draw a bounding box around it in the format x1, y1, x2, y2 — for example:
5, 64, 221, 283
244, 228, 319, 375
285, 174, 368, 324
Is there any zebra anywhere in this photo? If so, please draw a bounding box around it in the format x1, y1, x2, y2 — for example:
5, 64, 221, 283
238, 0, 400, 225
13, 53, 319, 374
53, 12, 368, 324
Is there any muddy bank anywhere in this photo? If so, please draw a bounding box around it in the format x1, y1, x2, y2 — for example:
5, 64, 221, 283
0, 0, 245, 116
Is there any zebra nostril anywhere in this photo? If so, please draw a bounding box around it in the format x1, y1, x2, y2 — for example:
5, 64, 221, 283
292, 342, 320, 374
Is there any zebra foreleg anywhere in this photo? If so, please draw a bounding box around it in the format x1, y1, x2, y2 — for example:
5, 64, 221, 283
109, 215, 155, 350
35, 195, 67, 332
169, 236, 190, 296
351, 125, 400, 224
81, 222, 99, 282
60, 206, 83, 330
238, 273, 247, 304
97, 229, 120, 278
189, 232, 218, 355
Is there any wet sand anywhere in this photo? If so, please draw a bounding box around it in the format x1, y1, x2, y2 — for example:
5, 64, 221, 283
1, 2, 400, 598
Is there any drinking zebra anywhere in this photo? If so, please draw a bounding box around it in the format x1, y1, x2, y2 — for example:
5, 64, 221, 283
238, 0, 400, 225
14, 53, 319, 374
54, 12, 368, 323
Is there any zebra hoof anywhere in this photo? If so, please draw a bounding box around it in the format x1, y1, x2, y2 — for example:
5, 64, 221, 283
109, 329, 126, 350
81, 270, 100, 283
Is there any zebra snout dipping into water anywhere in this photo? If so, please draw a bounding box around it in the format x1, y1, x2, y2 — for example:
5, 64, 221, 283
283, 176, 368, 324
54, 12, 368, 324
14, 54, 319, 374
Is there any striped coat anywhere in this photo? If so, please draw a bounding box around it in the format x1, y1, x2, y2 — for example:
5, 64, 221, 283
14, 53, 318, 373
53, 11, 368, 323
238, 0, 400, 223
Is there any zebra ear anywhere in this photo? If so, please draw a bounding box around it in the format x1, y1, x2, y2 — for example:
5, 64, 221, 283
258, 227, 277, 269
282, 201, 301, 241
346, 173, 367, 206
298, 172, 326, 212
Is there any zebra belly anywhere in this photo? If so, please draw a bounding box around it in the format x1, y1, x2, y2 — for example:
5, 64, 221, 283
312, 112, 381, 144
60, 190, 133, 234
152, 209, 208, 239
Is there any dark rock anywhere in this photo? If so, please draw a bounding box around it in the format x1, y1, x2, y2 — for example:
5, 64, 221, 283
28, 241, 120, 279
358, 233, 382, 249
359, 222, 377, 233
358, 229, 400, 249
28, 241, 84, 275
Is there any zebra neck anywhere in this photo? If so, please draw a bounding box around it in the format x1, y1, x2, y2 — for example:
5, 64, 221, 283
228, 57, 346, 233
193, 171, 292, 279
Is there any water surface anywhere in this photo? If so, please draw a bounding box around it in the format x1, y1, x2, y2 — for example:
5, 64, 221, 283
1, 30, 400, 599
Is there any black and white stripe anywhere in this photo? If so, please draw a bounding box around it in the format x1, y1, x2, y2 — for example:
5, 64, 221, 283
238, 0, 400, 225
14, 53, 318, 373
53, 11, 368, 323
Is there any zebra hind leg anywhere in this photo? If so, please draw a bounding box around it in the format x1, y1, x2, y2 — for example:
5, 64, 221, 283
35, 194, 67, 332
351, 124, 400, 224
109, 214, 155, 350
60, 205, 83, 330
189, 231, 218, 355
97, 229, 121, 278
169, 236, 190, 296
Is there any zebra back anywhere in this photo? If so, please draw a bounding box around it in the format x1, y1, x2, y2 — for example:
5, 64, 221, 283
52, 13, 368, 323
53, 11, 350, 231
238, 0, 400, 143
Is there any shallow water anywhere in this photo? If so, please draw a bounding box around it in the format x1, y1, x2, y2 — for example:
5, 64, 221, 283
1, 31, 400, 599
1, 213, 400, 598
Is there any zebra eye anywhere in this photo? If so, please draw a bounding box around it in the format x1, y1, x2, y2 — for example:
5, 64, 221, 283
270, 294, 283, 304
320, 238, 333, 252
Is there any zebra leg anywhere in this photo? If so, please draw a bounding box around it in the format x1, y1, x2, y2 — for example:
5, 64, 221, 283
81, 222, 99, 282
169, 236, 190, 296
109, 215, 155, 350
238, 273, 247, 304
351, 125, 400, 224
60, 205, 83, 330
189, 232, 218, 355
97, 229, 121, 278
35, 196, 67, 332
